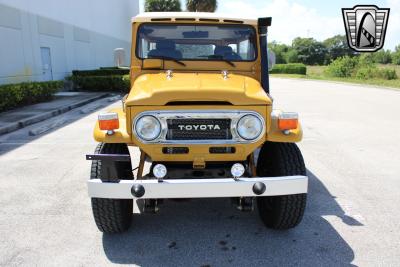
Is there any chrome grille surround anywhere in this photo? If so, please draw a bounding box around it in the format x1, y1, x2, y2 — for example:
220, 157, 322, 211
132, 110, 266, 144
166, 118, 232, 140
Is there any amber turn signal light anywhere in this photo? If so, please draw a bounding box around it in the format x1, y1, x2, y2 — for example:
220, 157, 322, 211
278, 112, 298, 130
98, 113, 119, 131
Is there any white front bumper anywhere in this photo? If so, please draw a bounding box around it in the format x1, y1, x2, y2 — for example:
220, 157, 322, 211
88, 176, 308, 199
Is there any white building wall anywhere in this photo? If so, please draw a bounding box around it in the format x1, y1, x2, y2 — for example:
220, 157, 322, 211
0, 0, 139, 84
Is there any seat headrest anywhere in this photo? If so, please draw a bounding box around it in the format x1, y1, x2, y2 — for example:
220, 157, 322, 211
214, 46, 233, 55
156, 40, 175, 50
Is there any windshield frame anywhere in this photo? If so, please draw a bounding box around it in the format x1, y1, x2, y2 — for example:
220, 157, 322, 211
135, 23, 259, 63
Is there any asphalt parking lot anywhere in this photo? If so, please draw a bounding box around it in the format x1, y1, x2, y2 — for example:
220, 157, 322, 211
1, 78, 400, 266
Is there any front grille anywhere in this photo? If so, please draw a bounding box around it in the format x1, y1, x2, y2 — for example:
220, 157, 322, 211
166, 118, 232, 140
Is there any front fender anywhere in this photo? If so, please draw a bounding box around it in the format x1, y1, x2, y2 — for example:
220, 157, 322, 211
266, 111, 303, 143
93, 108, 133, 144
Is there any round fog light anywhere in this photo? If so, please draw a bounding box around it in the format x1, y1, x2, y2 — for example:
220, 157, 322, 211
231, 163, 245, 178
153, 164, 167, 179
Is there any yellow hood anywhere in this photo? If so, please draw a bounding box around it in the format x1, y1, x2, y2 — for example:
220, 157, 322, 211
126, 73, 272, 106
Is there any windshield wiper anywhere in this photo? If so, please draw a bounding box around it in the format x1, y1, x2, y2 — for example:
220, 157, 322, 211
208, 55, 236, 67
149, 56, 186, 66
220, 59, 236, 67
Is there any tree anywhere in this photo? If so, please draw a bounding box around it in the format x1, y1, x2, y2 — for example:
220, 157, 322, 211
268, 41, 289, 64
323, 35, 355, 63
268, 41, 301, 64
285, 49, 299, 63
186, 0, 217, 12
292, 37, 327, 65
145, 0, 181, 12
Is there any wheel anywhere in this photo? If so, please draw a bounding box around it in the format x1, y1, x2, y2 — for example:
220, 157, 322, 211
256, 142, 307, 229
90, 143, 133, 233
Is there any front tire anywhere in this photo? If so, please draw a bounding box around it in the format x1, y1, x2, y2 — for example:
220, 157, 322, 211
90, 143, 133, 233
256, 142, 307, 229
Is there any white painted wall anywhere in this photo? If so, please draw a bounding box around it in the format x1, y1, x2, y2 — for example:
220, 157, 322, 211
0, 0, 139, 84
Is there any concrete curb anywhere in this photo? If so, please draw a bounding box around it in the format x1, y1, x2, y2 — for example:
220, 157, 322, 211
0, 93, 109, 136
29, 118, 72, 136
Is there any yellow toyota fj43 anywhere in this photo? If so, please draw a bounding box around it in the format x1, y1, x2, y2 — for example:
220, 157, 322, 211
86, 12, 308, 233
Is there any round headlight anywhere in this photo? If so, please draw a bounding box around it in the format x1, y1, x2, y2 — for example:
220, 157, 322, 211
237, 114, 263, 140
135, 115, 161, 141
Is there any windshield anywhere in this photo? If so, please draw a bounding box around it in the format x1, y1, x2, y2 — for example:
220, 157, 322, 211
136, 24, 257, 62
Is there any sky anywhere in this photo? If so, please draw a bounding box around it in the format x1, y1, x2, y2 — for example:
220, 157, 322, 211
138, 0, 400, 51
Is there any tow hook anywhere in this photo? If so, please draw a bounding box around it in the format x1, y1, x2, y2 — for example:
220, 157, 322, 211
144, 199, 159, 213
233, 197, 254, 212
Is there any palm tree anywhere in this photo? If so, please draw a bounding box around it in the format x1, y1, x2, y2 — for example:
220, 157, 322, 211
186, 0, 218, 12
145, 0, 181, 12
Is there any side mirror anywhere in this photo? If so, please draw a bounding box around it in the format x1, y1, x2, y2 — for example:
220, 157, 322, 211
114, 48, 126, 67
268, 50, 276, 71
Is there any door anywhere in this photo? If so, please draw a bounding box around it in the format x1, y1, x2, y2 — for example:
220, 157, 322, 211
40, 47, 53, 81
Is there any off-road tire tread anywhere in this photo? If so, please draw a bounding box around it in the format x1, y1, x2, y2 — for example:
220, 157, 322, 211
256, 142, 307, 230
91, 143, 133, 233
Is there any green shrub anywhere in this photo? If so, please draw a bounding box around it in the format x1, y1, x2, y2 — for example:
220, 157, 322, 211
71, 67, 130, 92
355, 66, 397, 80
270, 63, 307, 75
72, 68, 129, 77
372, 50, 392, 64
0, 81, 62, 112
355, 66, 376, 79
358, 54, 377, 67
325, 56, 359, 77
71, 75, 130, 92
377, 68, 398, 80
392, 53, 400, 65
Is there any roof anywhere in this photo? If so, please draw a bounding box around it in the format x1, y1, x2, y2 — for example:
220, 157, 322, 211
132, 12, 258, 25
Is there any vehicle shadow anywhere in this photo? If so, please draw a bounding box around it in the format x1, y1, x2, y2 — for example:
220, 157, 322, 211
102, 170, 362, 266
